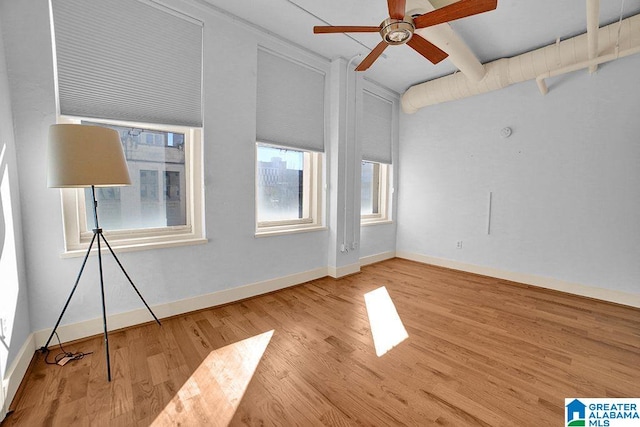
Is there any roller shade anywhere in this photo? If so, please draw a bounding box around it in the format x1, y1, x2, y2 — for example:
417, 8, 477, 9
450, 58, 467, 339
361, 91, 392, 164
51, 0, 203, 127
256, 49, 325, 152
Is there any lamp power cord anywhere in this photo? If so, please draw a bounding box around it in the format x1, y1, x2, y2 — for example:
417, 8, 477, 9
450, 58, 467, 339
41, 332, 93, 366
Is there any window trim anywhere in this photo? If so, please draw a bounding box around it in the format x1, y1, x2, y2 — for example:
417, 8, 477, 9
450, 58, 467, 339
58, 116, 206, 257
361, 161, 391, 226
255, 142, 324, 236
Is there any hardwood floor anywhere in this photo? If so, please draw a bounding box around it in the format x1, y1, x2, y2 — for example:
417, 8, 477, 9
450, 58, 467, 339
4, 258, 640, 426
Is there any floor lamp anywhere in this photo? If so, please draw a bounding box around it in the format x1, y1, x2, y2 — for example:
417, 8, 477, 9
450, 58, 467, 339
43, 124, 161, 381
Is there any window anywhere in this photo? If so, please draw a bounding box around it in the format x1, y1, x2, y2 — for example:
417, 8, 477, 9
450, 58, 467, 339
361, 161, 390, 224
255, 143, 323, 235
51, 0, 203, 255
360, 85, 394, 226
255, 49, 326, 235
59, 116, 204, 255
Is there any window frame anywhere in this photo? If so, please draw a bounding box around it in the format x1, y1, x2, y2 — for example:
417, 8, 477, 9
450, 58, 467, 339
58, 116, 205, 257
361, 161, 391, 225
255, 142, 324, 236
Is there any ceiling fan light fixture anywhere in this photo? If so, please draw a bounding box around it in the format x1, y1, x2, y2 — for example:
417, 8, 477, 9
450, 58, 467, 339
379, 17, 415, 45
312, 0, 497, 71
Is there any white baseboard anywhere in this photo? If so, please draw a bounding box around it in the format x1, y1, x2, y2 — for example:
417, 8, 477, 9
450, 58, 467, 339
360, 251, 395, 267
2, 333, 35, 417
34, 266, 328, 348
396, 251, 640, 308
327, 262, 360, 278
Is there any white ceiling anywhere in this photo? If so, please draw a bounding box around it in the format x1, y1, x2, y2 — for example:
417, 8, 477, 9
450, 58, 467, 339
201, 0, 640, 94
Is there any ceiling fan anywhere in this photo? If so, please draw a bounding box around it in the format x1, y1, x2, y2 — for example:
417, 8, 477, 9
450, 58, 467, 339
313, 0, 497, 71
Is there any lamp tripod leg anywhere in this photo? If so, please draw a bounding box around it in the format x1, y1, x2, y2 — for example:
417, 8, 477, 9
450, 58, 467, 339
96, 232, 112, 382
100, 234, 162, 327
40, 233, 98, 352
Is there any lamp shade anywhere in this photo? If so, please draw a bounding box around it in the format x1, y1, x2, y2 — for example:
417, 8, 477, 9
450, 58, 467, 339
47, 124, 132, 188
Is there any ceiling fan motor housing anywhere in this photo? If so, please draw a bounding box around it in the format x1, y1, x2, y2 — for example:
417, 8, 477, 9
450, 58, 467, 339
380, 16, 415, 45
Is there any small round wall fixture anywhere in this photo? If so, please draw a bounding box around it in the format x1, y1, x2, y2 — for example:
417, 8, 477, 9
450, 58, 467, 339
500, 127, 512, 138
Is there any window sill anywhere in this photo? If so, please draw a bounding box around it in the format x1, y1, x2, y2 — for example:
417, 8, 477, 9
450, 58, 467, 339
61, 236, 208, 258
361, 219, 393, 227
255, 225, 327, 238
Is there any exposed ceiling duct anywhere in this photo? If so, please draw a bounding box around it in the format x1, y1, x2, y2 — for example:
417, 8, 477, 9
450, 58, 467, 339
401, 12, 640, 114
406, 0, 486, 82
586, 0, 601, 73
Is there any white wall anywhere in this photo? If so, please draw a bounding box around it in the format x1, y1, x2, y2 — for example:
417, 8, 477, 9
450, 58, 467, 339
0, 0, 398, 345
398, 53, 640, 297
0, 15, 31, 412
0, 0, 328, 335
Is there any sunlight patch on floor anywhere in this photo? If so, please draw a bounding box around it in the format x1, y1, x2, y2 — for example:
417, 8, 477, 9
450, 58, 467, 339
152, 329, 274, 426
364, 287, 409, 357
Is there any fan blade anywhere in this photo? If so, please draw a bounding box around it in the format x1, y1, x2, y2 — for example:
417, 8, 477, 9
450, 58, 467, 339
414, 0, 497, 29
388, 0, 407, 19
355, 42, 388, 71
406, 34, 448, 64
314, 26, 380, 34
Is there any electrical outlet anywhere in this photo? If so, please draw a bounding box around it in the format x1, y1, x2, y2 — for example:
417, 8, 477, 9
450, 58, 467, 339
456, 241, 463, 249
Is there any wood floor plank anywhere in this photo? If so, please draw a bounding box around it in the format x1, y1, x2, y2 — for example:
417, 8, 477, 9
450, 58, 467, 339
3, 258, 639, 426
